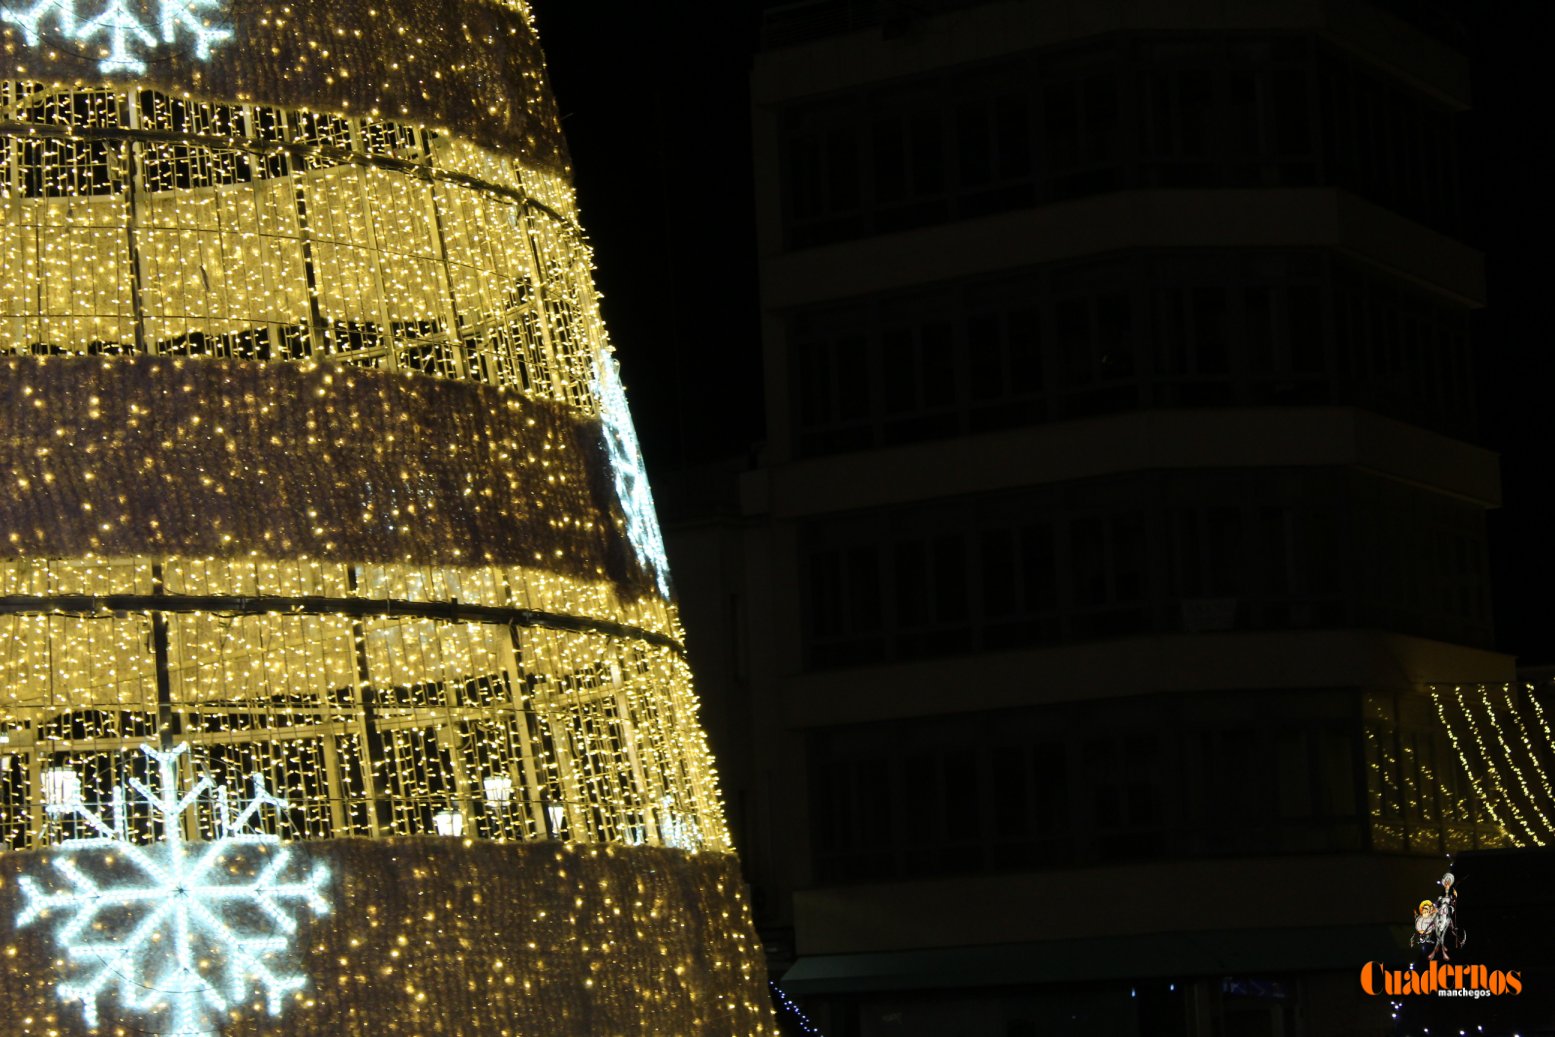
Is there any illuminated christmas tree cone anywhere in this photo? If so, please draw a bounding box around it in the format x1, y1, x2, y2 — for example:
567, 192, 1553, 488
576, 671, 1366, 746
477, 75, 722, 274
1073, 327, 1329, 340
0, 3, 774, 1034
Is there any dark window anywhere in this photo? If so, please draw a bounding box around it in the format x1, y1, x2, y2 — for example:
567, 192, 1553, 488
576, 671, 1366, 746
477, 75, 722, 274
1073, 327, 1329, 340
809, 691, 1373, 883
955, 90, 1035, 215
1068, 510, 1148, 637
871, 103, 949, 231
880, 318, 958, 442
1045, 70, 1124, 198
778, 37, 1461, 248
792, 319, 874, 454
805, 545, 886, 666
783, 102, 866, 246
1053, 264, 1138, 417
800, 467, 1484, 669
893, 534, 971, 656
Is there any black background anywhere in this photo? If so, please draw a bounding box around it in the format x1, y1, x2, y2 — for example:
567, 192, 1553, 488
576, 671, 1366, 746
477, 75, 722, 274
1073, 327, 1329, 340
530, 0, 1555, 663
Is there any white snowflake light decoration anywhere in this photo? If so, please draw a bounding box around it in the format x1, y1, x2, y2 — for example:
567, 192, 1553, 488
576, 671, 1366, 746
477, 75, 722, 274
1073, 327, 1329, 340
15, 742, 331, 1037
594, 350, 672, 597
1, 0, 231, 73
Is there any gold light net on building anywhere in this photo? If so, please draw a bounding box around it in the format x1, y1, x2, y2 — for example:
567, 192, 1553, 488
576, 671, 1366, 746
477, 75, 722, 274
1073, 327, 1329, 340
1422, 683, 1555, 849
0, 841, 773, 1037
0, 80, 729, 858
0, 6, 771, 1033
0, 84, 589, 389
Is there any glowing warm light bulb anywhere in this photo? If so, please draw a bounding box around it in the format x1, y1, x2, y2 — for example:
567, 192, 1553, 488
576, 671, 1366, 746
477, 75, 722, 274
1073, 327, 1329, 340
0, 2, 765, 1033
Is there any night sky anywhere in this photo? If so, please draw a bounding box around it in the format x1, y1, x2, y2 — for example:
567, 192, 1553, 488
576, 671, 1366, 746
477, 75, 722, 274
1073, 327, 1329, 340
531, 2, 767, 467
1461, 1, 1555, 662
530, 1, 1555, 664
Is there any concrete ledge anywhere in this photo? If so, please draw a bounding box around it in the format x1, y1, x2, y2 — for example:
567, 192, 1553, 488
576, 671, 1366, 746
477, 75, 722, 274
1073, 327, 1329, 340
761, 189, 1482, 307
754, 0, 1468, 109
781, 629, 1514, 726
743, 407, 1500, 522
792, 853, 1442, 956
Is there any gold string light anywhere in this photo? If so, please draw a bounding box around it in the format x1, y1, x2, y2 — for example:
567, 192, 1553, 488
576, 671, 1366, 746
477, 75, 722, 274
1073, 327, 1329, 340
0, 0, 769, 1031
1499, 682, 1555, 811
0, 59, 731, 857
1466, 683, 1555, 841
1429, 684, 1554, 847
1426, 686, 1512, 842
0, 0, 569, 171
1528, 679, 1555, 748
0, 840, 776, 1036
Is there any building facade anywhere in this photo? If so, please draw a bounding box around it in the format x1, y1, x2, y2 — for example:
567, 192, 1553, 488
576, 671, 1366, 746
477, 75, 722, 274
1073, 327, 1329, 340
0, 3, 774, 1035
712, 1, 1519, 1033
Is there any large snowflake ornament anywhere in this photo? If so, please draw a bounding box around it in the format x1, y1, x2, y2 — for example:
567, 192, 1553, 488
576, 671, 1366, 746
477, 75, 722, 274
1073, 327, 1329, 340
16, 742, 331, 1037
1, 0, 232, 73
78, 0, 156, 73
594, 350, 672, 597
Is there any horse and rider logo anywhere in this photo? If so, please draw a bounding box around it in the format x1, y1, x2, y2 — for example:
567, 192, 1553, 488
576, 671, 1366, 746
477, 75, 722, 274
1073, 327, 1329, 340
1412, 869, 1464, 962
1360, 864, 1524, 999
